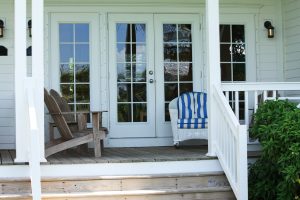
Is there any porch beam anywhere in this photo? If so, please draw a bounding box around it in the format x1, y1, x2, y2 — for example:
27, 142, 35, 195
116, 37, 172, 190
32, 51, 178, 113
32, 0, 46, 160
14, 0, 28, 162
206, 0, 221, 156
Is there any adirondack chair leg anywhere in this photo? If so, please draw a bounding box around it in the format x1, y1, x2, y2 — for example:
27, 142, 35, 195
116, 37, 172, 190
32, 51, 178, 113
93, 132, 101, 157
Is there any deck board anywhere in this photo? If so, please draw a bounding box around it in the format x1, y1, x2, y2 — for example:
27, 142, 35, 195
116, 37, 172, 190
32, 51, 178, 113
0, 146, 211, 165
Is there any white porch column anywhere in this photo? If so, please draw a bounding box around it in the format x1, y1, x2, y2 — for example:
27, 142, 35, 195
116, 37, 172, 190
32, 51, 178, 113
14, 0, 28, 162
32, 0, 45, 161
206, 0, 221, 156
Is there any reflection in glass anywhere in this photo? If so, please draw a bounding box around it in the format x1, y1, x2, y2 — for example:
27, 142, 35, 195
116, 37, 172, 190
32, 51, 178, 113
75, 44, 89, 62
220, 44, 231, 62
60, 64, 74, 83
132, 24, 146, 43
76, 84, 90, 103
163, 24, 177, 42
221, 63, 231, 81
60, 44, 73, 63
164, 43, 177, 62
178, 24, 192, 42
133, 84, 146, 102
179, 63, 193, 81
179, 44, 192, 62
133, 64, 146, 82
118, 104, 131, 122
232, 25, 245, 43
165, 83, 178, 101
233, 64, 246, 81
180, 83, 193, 95
76, 64, 89, 82
75, 24, 89, 42
117, 84, 131, 102
76, 104, 90, 112
220, 25, 230, 42
117, 63, 131, 82
117, 43, 131, 62
164, 63, 178, 82
232, 42, 245, 62
117, 23, 131, 43
61, 84, 74, 102
59, 24, 73, 43
133, 104, 147, 122
132, 43, 146, 63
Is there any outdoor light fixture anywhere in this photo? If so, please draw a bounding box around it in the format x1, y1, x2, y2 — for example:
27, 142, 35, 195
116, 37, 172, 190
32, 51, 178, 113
28, 20, 32, 38
264, 21, 274, 38
0, 20, 4, 38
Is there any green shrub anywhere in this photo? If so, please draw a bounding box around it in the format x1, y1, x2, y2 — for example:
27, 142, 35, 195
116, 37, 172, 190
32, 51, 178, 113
249, 100, 300, 200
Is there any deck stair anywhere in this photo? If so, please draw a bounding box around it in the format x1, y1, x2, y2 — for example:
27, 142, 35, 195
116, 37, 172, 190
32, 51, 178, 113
0, 172, 235, 200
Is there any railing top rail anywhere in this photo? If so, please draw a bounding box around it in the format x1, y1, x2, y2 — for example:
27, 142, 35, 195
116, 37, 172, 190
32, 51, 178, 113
222, 82, 300, 91
213, 85, 240, 130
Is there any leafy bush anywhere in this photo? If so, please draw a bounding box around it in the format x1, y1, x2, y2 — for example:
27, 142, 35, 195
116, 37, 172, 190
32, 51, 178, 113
249, 100, 300, 200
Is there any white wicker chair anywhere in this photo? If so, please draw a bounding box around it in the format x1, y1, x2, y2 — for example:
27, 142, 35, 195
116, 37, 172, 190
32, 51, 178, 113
169, 92, 208, 148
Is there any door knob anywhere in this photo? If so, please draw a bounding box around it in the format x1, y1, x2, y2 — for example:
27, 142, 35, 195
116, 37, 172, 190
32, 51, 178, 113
149, 70, 154, 75
149, 79, 154, 83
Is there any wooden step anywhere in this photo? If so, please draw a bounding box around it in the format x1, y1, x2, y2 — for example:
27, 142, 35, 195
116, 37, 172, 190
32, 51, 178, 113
0, 173, 235, 200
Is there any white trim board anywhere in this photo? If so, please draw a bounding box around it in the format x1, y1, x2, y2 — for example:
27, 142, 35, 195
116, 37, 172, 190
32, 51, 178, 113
0, 160, 222, 179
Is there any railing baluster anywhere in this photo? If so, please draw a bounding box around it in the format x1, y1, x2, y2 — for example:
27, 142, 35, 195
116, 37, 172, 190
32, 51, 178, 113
263, 90, 268, 101
244, 91, 249, 126
273, 90, 276, 99
235, 91, 239, 120
225, 91, 229, 102
254, 91, 258, 112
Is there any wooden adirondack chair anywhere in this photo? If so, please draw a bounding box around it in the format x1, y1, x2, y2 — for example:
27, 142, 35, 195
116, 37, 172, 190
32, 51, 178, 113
44, 89, 106, 157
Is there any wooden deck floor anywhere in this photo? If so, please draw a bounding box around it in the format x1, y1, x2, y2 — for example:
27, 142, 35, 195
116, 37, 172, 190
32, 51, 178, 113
0, 146, 212, 165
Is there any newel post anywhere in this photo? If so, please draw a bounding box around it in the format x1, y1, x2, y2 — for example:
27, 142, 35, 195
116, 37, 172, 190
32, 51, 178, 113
206, 0, 221, 156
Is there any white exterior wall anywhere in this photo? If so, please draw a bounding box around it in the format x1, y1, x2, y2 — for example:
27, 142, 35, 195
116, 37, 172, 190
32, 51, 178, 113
0, 0, 285, 148
282, 0, 300, 82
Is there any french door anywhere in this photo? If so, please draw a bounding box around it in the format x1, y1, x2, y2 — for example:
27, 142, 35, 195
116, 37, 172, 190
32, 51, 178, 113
109, 14, 202, 139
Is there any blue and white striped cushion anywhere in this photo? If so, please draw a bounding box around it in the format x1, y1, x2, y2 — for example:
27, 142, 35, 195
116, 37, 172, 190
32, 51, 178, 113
194, 92, 208, 118
177, 92, 195, 119
177, 118, 208, 129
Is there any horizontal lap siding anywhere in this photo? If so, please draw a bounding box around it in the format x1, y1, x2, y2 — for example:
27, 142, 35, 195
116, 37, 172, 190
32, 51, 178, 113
0, 2, 15, 149
283, 0, 300, 81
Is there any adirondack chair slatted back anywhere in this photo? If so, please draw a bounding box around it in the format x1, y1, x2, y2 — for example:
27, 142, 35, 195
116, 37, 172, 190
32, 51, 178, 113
44, 89, 74, 140
50, 89, 75, 122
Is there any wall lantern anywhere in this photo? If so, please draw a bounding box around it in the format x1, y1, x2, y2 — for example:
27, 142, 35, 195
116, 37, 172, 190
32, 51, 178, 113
0, 20, 4, 38
264, 21, 274, 38
28, 19, 32, 38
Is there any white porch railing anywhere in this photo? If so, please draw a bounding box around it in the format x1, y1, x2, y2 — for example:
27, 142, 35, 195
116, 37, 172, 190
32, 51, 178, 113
212, 85, 248, 200
26, 79, 42, 200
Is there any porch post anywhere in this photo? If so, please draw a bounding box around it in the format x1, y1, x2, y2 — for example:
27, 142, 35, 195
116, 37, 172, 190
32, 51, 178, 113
206, 0, 221, 156
14, 0, 28, 162
32, 0, 46, 160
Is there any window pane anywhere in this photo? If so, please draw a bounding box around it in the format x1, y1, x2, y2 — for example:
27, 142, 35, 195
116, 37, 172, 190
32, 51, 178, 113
117, 43, 131, 62
133, 103, 147, 122
164, 43, 177, 62
118, 104, 131, 122
117, 23, 131, 43
59, 24, 73, 43
133, 84, 146, 102
132, 43, 146, 63
60, 44, 73, 63
221, 63, 232, 81
76, 104, 90, 112
165, 103, 171, 121
220, 25, 230, 42
75, 44, 89, 62
233, 64, 246, 81
232, 43, 245, 62
117, 63, 131, 82
133, 63, 146, 82
180, 83, 193, 95
178, 24, 192, 42
163, 24, 177, 42
60, 64, 74, 83
165, 83, 178, 101
117, 83, 131, 102
232, 25, 245, 43
132, 24, 146, 43
220, 44, 231, 62
75, 24, 89, 42
179, 43, 192, 62
76, 84, 90, 103
179, 63, 193, 81
164, 63, 178, 82
61, 84, 74, 102
75, 64, 89, 82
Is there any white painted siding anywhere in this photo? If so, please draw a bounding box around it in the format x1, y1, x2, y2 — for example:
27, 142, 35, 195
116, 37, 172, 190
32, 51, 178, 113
282, 0, 300, 82
0, 0, 285, 148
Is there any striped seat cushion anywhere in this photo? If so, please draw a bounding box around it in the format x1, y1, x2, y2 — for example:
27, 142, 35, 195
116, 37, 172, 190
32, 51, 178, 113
177, 92, 195, 119
177, 118, 208, 129
193, 92, 208, 118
